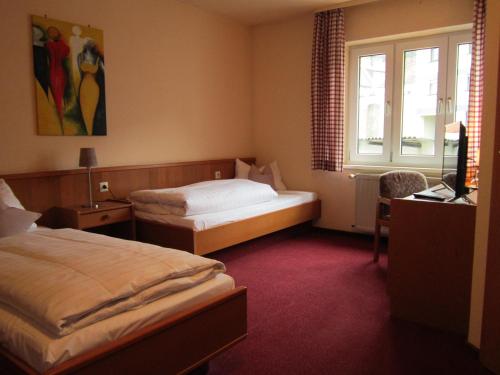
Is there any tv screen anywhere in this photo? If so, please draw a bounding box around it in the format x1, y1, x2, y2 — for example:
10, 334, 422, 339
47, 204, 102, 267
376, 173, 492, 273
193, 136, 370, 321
442, 122, 468, 199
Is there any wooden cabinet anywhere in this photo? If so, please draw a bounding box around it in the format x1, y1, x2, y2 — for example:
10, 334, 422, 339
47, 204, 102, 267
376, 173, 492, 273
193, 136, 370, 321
56, 201, 135, 240
388, 197, 476, 335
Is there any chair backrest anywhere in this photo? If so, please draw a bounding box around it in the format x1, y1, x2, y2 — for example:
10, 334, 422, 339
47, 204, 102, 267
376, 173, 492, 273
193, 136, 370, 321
379, 170, 428, 199
442, 172, 457, 188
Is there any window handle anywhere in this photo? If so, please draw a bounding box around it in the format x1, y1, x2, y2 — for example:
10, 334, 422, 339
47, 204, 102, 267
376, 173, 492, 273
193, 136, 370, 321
437, 98, 444, 114
385, 101, 391, 115
446, 97, 453, 113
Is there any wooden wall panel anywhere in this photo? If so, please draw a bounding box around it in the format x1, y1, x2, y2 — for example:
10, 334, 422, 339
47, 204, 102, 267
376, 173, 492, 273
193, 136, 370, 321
0, 157, 255, 227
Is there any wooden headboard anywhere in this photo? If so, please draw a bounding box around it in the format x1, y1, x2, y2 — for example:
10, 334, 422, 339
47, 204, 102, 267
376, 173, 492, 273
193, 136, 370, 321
0, 157, 255, 227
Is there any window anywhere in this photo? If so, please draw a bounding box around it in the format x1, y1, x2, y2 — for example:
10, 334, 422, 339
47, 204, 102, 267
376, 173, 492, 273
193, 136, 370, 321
347, 31, 472, 168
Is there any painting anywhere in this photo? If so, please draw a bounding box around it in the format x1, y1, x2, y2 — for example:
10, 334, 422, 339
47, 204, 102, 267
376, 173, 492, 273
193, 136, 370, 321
32, 15, 107, 136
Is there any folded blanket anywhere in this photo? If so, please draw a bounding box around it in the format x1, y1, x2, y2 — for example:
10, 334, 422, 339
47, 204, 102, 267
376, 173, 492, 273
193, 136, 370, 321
129, 179, 278, 216
0, 229, 225, 337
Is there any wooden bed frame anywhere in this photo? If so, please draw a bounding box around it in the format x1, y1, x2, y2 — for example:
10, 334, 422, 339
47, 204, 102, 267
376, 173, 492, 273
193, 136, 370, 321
0, 157, 316, 372
1, 159, 258, 374
137, 200, 322, 255
0, 157, 321, 255
0, 287, 247, 375
0, 158, 257, 228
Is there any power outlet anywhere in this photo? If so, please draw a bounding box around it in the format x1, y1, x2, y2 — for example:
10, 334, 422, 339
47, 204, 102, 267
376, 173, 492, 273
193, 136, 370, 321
99, 181, 109, 192
214, 171, 222, 179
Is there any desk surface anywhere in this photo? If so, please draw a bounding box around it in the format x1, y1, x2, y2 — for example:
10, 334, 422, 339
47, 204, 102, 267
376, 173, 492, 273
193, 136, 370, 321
409, 184, 477, 205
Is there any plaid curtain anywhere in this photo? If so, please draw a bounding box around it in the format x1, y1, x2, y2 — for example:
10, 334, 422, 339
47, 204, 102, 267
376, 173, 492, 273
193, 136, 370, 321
466, 0, 486, 181
311, 9, 345, 172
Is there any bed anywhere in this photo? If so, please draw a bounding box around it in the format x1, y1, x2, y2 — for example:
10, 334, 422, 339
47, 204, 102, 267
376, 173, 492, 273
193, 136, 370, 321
0, 227, 247, 375
131, 179, 321, 255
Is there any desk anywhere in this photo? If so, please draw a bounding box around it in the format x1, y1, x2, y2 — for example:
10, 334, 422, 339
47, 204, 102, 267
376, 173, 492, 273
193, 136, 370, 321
388, 194, 475, 335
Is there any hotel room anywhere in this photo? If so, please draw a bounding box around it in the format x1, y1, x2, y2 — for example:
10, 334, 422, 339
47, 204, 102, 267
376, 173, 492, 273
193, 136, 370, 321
0, 0, 499, 374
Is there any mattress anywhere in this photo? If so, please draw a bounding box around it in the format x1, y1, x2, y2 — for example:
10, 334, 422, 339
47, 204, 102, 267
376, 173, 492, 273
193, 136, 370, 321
0, 273, 234, 373
135, 190, 318, 231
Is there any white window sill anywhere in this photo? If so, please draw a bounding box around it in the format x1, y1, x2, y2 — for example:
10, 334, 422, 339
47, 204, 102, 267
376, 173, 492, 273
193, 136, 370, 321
343, 164, 443, 178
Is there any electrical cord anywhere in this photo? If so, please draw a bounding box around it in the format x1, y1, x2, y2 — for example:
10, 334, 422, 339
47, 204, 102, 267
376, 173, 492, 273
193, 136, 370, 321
108, 187, 118, 200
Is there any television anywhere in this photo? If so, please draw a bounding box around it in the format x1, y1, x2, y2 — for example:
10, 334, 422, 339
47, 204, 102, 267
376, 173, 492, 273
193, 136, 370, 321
442, 122, 468, 200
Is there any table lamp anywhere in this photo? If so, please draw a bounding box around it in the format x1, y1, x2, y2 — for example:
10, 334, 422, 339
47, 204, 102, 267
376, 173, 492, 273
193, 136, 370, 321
79, 148, 98, 208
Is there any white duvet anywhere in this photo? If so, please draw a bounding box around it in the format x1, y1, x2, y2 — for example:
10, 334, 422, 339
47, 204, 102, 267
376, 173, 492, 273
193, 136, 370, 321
129, 179, 278, 216
0, 229, 225, 337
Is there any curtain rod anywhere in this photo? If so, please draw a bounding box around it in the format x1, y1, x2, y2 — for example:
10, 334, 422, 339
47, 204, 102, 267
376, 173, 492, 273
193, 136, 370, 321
315, 0, 378, 13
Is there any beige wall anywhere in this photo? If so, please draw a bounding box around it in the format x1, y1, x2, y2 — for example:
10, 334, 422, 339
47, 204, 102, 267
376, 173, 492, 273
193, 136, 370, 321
253, 15, 355, 230
0, 0, 253, 174
252, 0, 473, 231
468, 0, 500, 349
344, 0, 473, 41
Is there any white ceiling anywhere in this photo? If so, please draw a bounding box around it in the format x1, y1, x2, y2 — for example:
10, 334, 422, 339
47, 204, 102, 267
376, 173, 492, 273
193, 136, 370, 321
181, 0, 376, 26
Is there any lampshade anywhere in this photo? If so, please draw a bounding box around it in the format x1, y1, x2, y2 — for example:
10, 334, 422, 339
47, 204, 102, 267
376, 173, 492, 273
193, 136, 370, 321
79, 148, 97, 168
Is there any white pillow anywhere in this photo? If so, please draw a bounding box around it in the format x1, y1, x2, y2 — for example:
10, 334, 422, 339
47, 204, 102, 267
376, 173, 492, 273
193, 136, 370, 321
0, 179, 38, 228
235, 159, 251, 179
0, 178, 25, 210
268, 161, 287, 190
234, 160, 287, 190
0, 207, 41, 238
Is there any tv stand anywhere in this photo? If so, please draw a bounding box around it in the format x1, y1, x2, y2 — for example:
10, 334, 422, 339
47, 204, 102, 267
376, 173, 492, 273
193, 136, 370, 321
388, 191, 476, 334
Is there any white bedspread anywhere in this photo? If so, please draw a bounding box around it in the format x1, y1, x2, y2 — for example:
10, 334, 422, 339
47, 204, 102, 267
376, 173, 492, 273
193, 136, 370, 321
135, 191, 318, 231
0, 273, 234, 372
0, 229, 225, 337
129, 179, 278, 216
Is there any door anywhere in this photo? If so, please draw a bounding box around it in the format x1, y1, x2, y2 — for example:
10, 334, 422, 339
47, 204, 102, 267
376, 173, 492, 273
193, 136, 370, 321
480, 43, 500, 373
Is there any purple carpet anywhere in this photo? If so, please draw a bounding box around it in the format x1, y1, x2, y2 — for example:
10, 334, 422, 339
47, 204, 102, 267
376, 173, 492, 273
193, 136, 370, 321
208, 228, 490, 375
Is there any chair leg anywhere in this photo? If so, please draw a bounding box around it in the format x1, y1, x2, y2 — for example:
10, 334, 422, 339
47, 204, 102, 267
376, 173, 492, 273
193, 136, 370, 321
373, 222, 381, 262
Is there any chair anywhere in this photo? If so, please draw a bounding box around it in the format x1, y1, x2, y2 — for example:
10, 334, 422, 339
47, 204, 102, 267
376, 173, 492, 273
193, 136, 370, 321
373, 170, 428, 262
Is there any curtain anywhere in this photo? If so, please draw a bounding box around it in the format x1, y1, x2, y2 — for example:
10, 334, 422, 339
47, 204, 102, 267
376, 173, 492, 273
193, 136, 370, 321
311, 9, 345, 172
466, 0, 486, 182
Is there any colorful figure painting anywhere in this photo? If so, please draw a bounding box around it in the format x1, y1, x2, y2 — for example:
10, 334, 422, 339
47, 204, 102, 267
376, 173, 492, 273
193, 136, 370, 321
32, 15, 107, 136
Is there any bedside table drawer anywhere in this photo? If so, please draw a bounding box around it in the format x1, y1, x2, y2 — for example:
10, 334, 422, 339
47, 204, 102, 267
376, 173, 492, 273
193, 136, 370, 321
79, 207, 131, 229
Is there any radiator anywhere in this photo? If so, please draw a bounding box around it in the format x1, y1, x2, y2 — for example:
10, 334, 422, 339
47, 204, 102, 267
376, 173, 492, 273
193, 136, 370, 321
352, 174, 380, 234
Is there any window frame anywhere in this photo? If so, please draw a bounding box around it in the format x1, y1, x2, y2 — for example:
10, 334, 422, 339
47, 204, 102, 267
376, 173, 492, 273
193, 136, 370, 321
347, 44, 393, 164
446, 33, 474, 125
346, 30, 472, 169
391, 35, 448, 167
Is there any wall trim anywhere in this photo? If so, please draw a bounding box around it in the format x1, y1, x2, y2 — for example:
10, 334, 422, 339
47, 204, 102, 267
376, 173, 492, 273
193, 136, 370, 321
1, 157, 255, 180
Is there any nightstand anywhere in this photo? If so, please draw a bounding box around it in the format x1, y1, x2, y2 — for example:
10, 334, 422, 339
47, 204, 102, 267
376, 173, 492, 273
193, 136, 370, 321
56, 201, 135, 240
